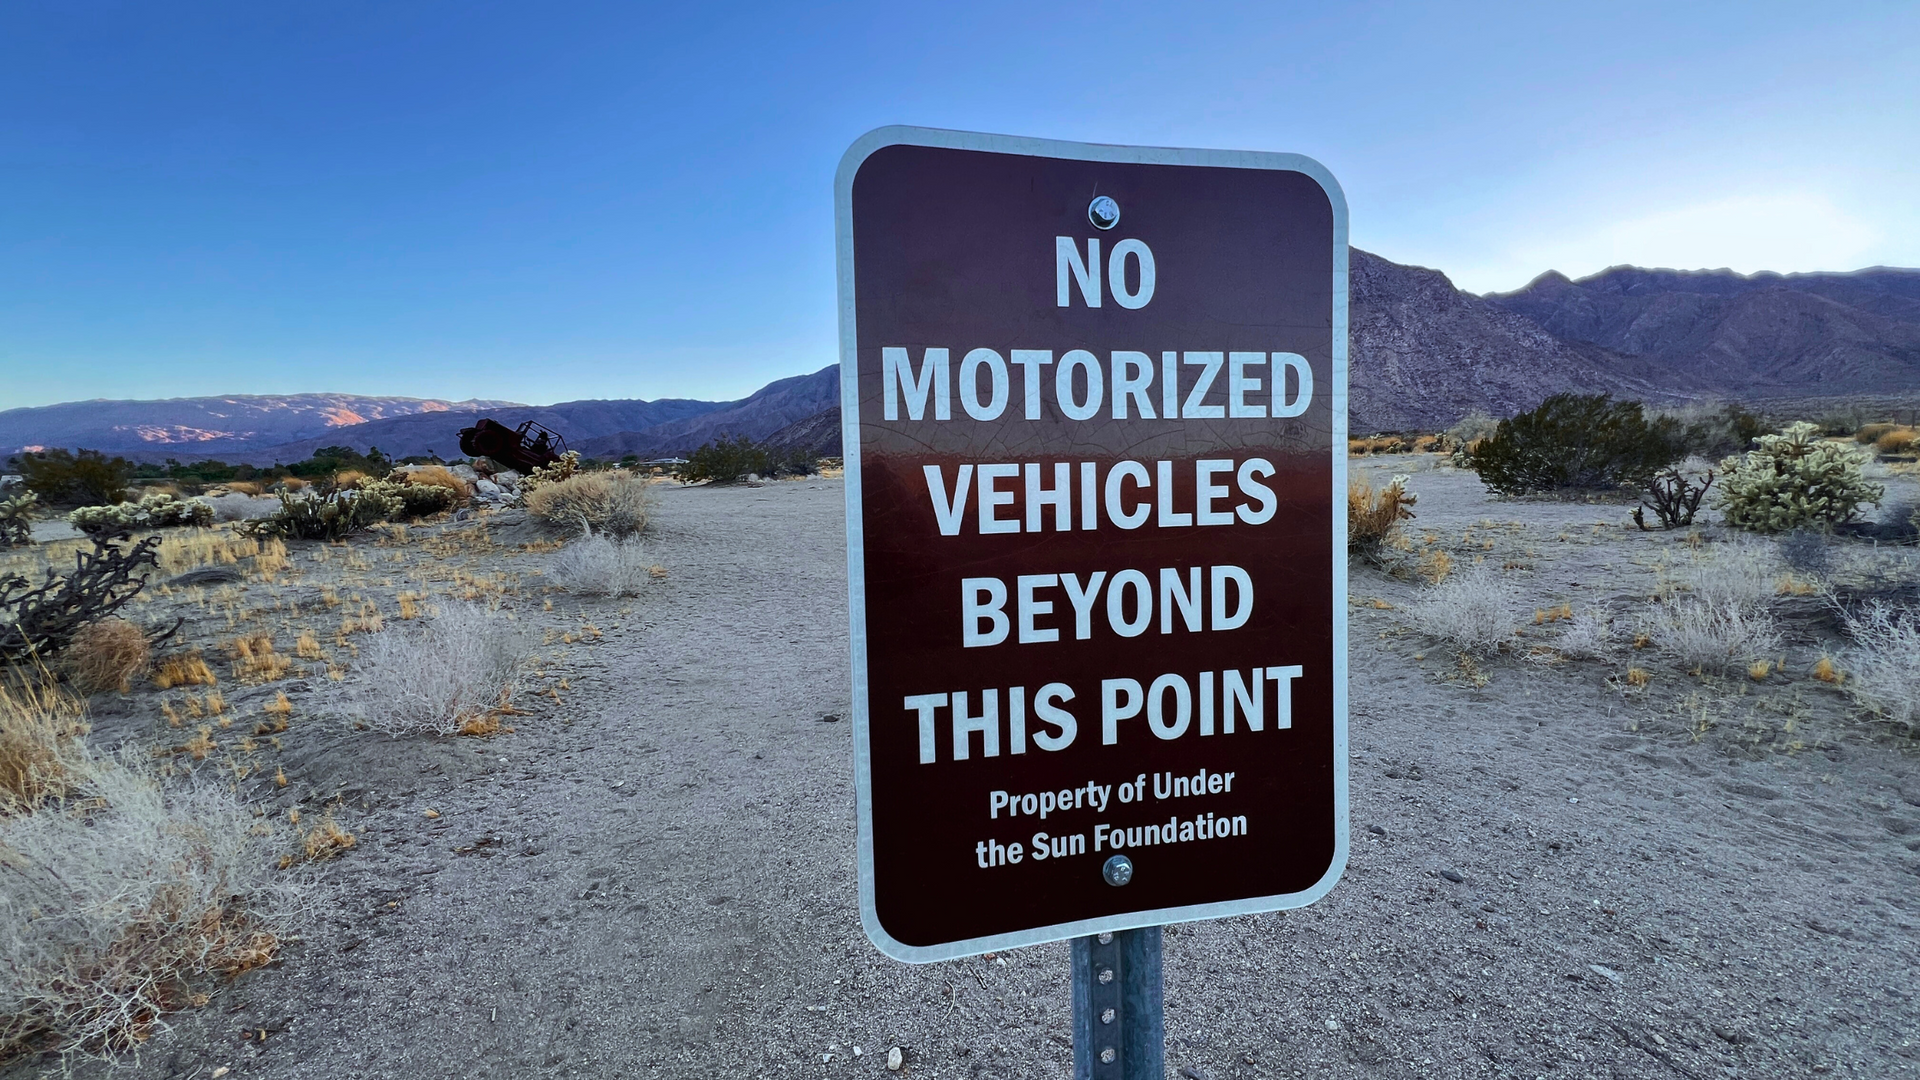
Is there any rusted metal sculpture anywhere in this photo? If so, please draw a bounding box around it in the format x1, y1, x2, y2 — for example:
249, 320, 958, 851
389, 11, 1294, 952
457, 418, 568, 473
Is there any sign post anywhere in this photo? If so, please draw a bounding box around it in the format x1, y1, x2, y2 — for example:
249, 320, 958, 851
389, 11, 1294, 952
836, 127, 1348, 1064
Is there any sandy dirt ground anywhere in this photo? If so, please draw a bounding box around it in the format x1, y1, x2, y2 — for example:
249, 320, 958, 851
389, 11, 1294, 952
6, 464, 1918, 1080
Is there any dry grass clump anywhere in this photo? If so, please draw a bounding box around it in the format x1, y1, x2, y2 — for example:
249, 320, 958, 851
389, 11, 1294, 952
1347, 474, 1415, 555
524, 470, 650, 538
1873, 427, 1918, 455
63, 619, 150, 694
156, 527, 283, 577
341, 603, 533, 736
1855, 422, 1899, 445
1403, 564, 1520, 656
1839, 602, 1920, 733
548, 532, 658, 597
224, 634, 291, 684
1556, 608, 1615, 659
400, 465, 470, 499
0, 681, 307, 1062
151, 652, 216, 690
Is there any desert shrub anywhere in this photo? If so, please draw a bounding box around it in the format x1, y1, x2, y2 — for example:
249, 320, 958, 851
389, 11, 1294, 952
10, 450, 133, 506
1642, 600, 1782, 675
0, 493, 35, 548
1403, 564, 1520, 655
1715, 421, 1882, 533
67, 493, 214, 535
516, 451, 582, 502
397, 465, 469, 500
524, 471, 649, 538
346, 604, 532, 736
677, 436, 770, 484
1347, 474, 1415, 556
1874, 427, 1918, 455
244, 488, 399, 542
63, 619, 150, 694
1663, 403, 1769, 460
548, 532, 657, 597
1467, 394, 1684, 495
1555, 608, 1614, 660
1673, 542, 1782, 613
1855, 422, 1899, 445
0, 680, 306, 1062
1839, 602, 1920, 733
1445, 411, 1500, 455
1, 535, 160, 664
359, 478, 456, 520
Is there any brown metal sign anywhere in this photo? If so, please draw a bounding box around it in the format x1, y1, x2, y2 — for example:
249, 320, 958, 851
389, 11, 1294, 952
836, 128, 1348, 961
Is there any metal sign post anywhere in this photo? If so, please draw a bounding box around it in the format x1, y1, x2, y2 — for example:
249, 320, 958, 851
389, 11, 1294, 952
1072, 928, 1163, 1079
835, 126, 1348, 1067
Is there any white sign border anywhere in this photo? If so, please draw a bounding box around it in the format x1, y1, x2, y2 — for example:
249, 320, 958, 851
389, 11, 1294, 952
836, 125, 1350, 963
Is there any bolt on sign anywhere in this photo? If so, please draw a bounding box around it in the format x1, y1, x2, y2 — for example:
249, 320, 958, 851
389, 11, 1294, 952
836, 127, 1349, 961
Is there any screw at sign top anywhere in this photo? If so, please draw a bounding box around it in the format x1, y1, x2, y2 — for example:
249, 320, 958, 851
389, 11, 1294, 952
1088, 195, 1120, 231
1102, 854, 1134, 886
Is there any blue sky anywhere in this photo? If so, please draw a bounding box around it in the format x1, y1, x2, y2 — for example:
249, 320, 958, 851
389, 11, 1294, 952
2, 1, 1915, 410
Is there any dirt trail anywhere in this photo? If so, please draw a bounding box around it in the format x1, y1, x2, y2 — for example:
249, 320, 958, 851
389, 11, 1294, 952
15, 474, 1919, 1079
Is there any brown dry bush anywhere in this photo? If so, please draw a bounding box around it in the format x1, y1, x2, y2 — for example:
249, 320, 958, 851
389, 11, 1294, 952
1855, 422, 1899, 445
400, 465, 470, 499
63, 618, 150, 694
524, 470, 650, 538
1348, 474, 1415, 556
1873, 427, 1918, 455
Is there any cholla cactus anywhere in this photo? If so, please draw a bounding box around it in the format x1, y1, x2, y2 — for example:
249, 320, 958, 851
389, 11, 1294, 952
0, 491, 37, 547
1715, 422, 1881, 533
360, 478, 456, 519
516, 451, 581, 502
67, 493, 214, 534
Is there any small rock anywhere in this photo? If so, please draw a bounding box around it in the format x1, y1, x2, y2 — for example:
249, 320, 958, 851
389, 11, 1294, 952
168, 565, 245, 587
475, 479, 503, 496
1588, 963, 1624, 985
819, 713, 842, 723
1367, 824, 1386, 835
1180, 1067, 1213, 1080
1712, 1024, 1751, 1044
852, 1045, 863, 1057
1439, 869, 1464, 883
887, 1046, 904, 1071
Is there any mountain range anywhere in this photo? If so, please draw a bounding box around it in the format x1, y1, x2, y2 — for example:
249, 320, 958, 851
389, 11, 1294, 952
5, 252, 1918, 463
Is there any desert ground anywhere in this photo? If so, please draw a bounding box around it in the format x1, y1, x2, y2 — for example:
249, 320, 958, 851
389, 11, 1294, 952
5, 459, 1918, 1080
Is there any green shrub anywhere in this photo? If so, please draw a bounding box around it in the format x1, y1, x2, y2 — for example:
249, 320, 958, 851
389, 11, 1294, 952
1715, 421, 1882, 533
1677, 404, 1768, 460
1467, 394, 1684, 495
10, 449, 133, 506
677, 436, 771, 484
67, 493, 215, 535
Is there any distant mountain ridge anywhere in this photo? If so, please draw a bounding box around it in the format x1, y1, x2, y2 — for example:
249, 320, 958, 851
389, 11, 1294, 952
0, 393, 522, 462
1485, 265, 1920, 400
7, 254, 1920, 460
